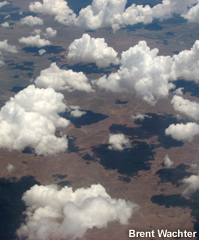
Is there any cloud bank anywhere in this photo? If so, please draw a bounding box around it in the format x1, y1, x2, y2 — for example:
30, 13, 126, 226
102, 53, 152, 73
34, 63, 93, 92
165, 122, 199, 142
17, 184, 138, 240
0, 85, 70, 156
108, 134, 131, 151
68, 34, 119, 68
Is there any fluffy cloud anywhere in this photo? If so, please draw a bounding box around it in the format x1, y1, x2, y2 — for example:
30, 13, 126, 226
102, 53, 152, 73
68, 34, 119, 68
19, 35, 51, 47
131, 113, 151, 121
1, 22, 9, 28
182, 175, 199, 196
95, 41, 174, 105
163, 154, 174, 168
68, 106, 86, 117
0, 1, 9, 8
17, 184, 138, 240
165, 122, 199, 142
182, 2, 199, 22
171, 95, 199, 120
29, 0, 76, 25
108, 134, 131, 151
34, 62, 93, 92
38, 48, 46, 55
44, 27, 57, 38
0, 40, 18, 53
0, 85, 70, 156
171, 40, 199, 83
19, 16, 44, 26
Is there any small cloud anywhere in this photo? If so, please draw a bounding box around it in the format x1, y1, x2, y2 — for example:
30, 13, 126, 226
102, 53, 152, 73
0, 1, 9, 8
0, 39, 18, 53
108, 134, 131, 151
68, 106, 86, 118
38, 49, 46, 55
1, 22, 9, 28
131, 113, 151, 121
182, 175, 199, 196
163, 154, 174, 168
6, 164, 16, 174
19, 16, 44, 27
19, 35, 51, 47
44, 27, 57, 38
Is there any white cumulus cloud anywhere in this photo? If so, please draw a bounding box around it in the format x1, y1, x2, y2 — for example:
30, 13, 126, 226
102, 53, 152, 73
16, 184, 138, 240
68, 106, 86, 118
0, 85, 70, 156
0, 39, 18, 53
182, 2, 199, 22
19, 35, 51, 47
165, 122, 199, 142
19, 16, 44, 26
131, 113, 152, 121
38, 48, 46, 55
29, 0, 76, 25
44, 27, 57, 38
163, 154, 174, 168
1, 21, 9, 28
108, 134, 131, 151
182, 175, 199, 196
171, 95, 199, 121
0, 1, 9, 8
34, 62, 93, 92
68, 33, 119, 68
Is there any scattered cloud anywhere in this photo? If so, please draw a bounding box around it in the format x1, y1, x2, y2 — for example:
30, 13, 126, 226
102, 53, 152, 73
0, 1, 9, 8
17, 184, 138, 240
163, 154, 174, 168
35, 62, 94, 92
44, 27, 57, 38
171, 95, 199, 121
108, 134, 131, 151
68, 34, 119, 68
19, 35, 51, 47
38, 48, 46, 55
1, 22, 9, 28
131, 113, 152, 121
19, 16, 44, 26
7, 164, 16, 174
0, 85, 70, 156
29, 0, 76, 25
31, 29, 42, 35
165, 122, 199, 142
68, 106, 86, 118
0, 39, 18, 53
182, 175, 199, 196
94, 40, 174, 105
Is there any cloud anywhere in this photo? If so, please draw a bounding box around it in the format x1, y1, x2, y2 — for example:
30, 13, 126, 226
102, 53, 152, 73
0, 85, 70, 156
171, 40, 199, 83
34, 62, 94, 92
0, 39, 18, 53
31, 29, 42, 35
68, 34, 119, 68
44, 27, 57, 38
29, 0, 76, 25
19, 35, 51, 47
17, 184, 138, 240
108, 134, 131, 151
163, 154, 174, 168
38, 48, 46, 55
1, 22, 9, 28
6, 164, 16, 174
19, 16, 44, 26
171, 95, 199, 121
182, 175, 199, 196
68, 106, 86, 118
94, 40, 174, 105
131, 113, 152, 121
182, 2, 199, 22
165, 122, 199, 142
0, 53, 4, 66
0, 1, 9, 8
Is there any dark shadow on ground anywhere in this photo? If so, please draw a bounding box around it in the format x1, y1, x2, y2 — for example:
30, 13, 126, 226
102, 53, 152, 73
10, 86, 26, 93
8, 61, 34, 71
156, 164, 192, 186
0, 176, 40, 240
109, 113, 184, 149
60, 110, 108, 128
91, 141, 155, 177
22, 45, 65, 55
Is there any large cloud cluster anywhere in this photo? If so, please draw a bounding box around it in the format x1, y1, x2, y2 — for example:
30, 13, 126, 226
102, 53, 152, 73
34, 63, 93, 92
29, 0, 76, 25
19, 16, 44, 26
17, 184, 138, 240
0, 85, 70, 156
171, 95, 199, 121
165, 122, 199, 142
95, 41, 174, 105
68, 34, 119, 68
108, 134, 131, 151
19, 35, 51, 47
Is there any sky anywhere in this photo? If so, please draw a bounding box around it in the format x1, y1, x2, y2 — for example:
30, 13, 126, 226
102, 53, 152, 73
0, 0, 199, 239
